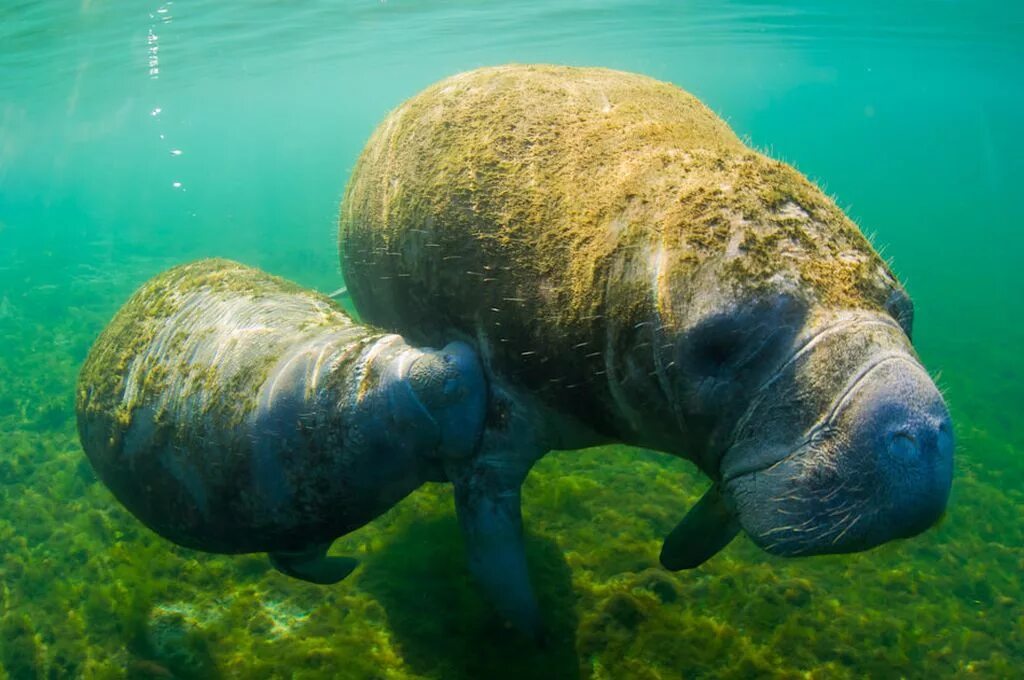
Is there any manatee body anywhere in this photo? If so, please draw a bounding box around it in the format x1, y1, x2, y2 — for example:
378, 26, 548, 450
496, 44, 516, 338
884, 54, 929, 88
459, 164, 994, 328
339, 65, 953, 620
77, 259, 486, 582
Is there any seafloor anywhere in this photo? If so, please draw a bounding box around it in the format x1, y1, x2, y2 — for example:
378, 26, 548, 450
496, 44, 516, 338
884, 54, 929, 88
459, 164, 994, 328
0, 251, 1021, 680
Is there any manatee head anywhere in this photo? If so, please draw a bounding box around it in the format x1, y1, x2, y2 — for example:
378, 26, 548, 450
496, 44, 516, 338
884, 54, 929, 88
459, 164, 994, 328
405, 341, 487, 460
721, 303, 952, 556
353, 340, 486, 485
660, 291, 953, 568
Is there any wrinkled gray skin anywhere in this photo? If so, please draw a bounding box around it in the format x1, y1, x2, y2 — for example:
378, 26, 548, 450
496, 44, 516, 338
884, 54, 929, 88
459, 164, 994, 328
77, 260, 488, 585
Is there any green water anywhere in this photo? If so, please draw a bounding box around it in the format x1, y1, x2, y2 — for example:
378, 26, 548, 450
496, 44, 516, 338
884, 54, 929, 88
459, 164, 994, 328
1, 1, 1021, 677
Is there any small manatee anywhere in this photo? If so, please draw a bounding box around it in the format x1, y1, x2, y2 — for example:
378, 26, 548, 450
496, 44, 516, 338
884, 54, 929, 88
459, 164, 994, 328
76, 259, 487, 581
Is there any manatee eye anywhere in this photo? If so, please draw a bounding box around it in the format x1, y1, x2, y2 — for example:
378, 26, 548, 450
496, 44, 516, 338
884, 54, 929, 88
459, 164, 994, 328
692, 332, 744, 375
680, 313, 753, 384
682, 294, 807, 383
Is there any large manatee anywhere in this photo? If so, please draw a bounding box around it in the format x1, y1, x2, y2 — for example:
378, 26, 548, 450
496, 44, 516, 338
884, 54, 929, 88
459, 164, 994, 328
339, 65, 953, 631
77, 259, 487, 583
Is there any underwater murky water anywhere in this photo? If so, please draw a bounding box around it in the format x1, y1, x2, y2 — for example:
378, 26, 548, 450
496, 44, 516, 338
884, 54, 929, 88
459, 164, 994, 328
1, 1, 1022, 677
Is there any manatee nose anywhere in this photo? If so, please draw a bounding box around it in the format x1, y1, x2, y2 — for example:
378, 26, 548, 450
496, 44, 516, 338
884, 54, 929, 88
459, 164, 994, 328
882, 406, 953, 536
885, 413, 954, 467
849, 359, 953, 538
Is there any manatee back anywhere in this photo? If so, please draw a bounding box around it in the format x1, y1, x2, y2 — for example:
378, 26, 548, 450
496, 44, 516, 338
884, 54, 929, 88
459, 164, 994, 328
339, 65, 902, 441
76, 259, 418, 553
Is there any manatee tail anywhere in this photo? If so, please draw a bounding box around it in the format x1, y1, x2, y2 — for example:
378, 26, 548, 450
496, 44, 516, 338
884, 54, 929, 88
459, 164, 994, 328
269, 542, 358, 584
660, 484, 740, 570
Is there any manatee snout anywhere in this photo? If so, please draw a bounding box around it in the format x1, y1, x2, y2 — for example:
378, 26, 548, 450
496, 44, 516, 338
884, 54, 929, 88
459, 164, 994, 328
838, 357, 953, 538
723, 313, 953, 557
406, 341, 487, 460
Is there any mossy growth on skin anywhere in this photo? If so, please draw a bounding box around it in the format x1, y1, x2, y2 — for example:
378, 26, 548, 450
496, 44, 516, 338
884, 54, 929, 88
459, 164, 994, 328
76, 258, 358, 451
340, 64, 904, 352
338, 65, 910, 441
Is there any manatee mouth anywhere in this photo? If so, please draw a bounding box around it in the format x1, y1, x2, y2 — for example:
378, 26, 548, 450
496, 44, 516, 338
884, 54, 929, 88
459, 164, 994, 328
722, 352, 953, 558
720, 441, 794, 487
661, 312, 952, 568
719, 315, 909, 486
720, 351, 922, 486
659, 318, 900, 570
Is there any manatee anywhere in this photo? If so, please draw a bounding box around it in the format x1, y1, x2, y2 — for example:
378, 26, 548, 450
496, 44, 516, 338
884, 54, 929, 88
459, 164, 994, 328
76, 259, 487, 583
339, 65, 953, 629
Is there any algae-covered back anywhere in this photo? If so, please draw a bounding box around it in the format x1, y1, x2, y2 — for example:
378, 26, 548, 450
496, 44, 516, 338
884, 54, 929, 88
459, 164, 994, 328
76, 258, 352, 451
75, 258, 399, 552
76, 256, 361, 447
339, 65, 907, 426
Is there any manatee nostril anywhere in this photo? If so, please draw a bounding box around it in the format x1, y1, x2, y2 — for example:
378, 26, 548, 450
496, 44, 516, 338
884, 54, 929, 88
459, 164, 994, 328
886, 430, 919, 460
936, 417, 954, 457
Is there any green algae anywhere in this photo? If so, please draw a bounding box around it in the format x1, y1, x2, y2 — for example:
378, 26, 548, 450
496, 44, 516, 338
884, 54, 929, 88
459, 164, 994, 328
0, 614, 45, 680
6, 356, 1022, 680
338, 65, 913, 449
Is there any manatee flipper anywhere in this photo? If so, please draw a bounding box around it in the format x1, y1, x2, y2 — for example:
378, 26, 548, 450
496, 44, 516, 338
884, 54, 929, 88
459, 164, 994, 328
269, 543, 358, 584
449, 461, 543, 640
443, 385, 548, 641
660, 484, 740, 570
